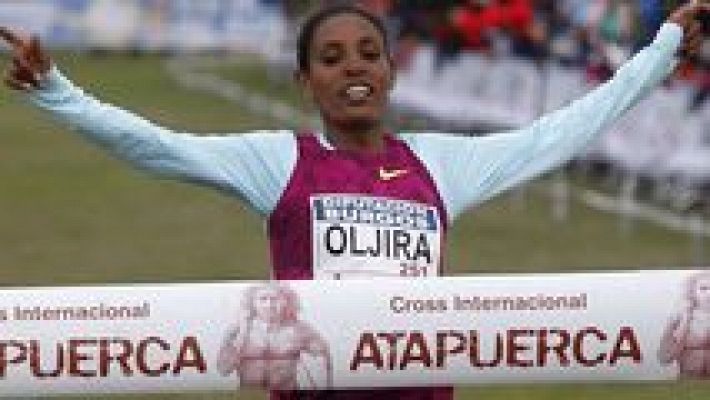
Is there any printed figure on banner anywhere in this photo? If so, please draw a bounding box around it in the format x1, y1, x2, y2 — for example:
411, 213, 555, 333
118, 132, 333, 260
659, 271, 710, 378
216, 284, 333, 390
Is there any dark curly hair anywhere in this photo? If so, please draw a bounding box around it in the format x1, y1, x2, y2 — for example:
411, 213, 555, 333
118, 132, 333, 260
296, 4, 390, 72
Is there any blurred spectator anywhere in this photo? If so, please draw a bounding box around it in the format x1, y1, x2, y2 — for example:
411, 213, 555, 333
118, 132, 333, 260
637, 0, 665, 47
450, 0, 500, 53
690, 44, 710, 111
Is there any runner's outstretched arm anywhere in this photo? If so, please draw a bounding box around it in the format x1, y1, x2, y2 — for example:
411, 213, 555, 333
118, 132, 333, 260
0, 27, 296, 216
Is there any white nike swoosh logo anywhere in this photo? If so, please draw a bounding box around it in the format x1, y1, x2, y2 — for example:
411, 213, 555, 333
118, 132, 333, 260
378, 167, 408, 181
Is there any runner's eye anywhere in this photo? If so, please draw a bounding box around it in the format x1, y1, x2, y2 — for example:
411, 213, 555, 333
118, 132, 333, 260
321, 55, 340, 66
362, 51, 380, 61
319, 45, 342, 66
359, 39, 382, 62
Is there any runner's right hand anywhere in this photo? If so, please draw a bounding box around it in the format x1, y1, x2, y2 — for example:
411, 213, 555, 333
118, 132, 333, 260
0, 26, 52, 91
668, 0, 710, 59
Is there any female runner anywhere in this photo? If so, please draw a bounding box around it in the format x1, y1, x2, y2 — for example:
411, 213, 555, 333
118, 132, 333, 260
2, 2, 709, 400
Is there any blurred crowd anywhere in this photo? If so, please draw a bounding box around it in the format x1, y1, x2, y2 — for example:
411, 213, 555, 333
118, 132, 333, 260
22, 0, 707, 110
284, 0, 710, 110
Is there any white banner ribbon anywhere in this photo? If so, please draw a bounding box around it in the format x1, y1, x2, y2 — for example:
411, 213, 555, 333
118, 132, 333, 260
0, 269, 708, 396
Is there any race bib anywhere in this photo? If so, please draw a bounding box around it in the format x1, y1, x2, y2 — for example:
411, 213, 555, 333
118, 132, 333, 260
311, 194, 442, 279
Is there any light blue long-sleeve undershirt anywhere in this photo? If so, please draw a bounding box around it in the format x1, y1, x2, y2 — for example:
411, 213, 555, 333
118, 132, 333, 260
28, 23, 682, 222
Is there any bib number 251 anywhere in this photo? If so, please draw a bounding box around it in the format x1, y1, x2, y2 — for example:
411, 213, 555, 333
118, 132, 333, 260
399, 264, 430, 277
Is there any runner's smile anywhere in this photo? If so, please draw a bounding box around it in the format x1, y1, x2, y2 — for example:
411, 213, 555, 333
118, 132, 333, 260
340, 81, 374, 106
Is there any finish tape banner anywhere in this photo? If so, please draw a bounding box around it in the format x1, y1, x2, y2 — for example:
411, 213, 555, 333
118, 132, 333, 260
0, 269, 708, 396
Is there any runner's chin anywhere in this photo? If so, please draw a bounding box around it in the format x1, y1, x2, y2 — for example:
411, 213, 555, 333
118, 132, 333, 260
334, 97, 384, 126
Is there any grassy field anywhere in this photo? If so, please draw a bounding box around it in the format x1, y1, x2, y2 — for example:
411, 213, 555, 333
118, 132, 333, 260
0, 52, 708, 399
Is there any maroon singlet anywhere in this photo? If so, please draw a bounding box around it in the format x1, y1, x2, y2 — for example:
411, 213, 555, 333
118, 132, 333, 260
268, 134, 451, 400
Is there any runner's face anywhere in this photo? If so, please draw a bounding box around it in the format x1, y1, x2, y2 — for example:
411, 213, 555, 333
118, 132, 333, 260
299, 13, 393, 129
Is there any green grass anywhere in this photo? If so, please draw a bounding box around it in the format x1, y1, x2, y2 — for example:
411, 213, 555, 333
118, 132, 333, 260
208, 55, 307, 114
0, 53, 275, 286
449, 182, 703, 273
0, 53, 707, 399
